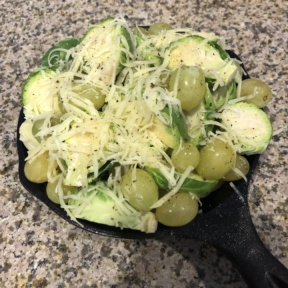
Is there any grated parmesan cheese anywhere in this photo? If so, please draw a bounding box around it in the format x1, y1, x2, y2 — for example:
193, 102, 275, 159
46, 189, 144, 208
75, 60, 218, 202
150, 165, 194, 209
20, 17, 266, 232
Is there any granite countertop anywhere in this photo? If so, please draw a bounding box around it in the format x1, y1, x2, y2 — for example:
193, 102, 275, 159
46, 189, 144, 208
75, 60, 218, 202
1, 0, 287, 287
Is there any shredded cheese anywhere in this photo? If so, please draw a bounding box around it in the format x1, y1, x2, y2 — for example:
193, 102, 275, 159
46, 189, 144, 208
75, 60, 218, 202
150, 165, 194, 209
20, 17, 261, 231
229, 181, 245, 203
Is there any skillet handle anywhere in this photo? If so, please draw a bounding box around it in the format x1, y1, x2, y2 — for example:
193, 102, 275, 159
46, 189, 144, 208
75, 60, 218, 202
180, 187, 288, 288
193, 195, 288, 288
218, 221, 288, 288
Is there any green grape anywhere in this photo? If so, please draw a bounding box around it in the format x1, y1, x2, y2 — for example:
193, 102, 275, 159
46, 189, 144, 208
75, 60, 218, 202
73, 83, 106, 110
130, 26, 149, 36
156, 192, 198, 227
121, 168, 159, 212
171, 143, 200, 173
169, 66, 206, 111
241, 78, 272, 108
46, 179, 74, 204
148, 22, 172, 35
223, 154, 250, 181
24, 152, 51, 183
32, 118, 60, 141
196, 138, 236, 180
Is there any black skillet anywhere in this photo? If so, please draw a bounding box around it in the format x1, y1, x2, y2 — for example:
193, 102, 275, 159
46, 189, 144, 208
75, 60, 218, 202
17, 51, 288, 288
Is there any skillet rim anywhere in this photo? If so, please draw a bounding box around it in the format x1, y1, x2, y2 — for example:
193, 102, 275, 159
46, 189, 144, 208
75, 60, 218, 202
16, 50, 257, 240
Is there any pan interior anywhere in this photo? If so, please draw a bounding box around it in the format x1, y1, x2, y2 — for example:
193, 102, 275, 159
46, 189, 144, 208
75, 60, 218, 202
17, 51, 256, 240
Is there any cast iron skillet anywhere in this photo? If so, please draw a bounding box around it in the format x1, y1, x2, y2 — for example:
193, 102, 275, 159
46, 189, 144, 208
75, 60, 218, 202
17, 51, 288, 288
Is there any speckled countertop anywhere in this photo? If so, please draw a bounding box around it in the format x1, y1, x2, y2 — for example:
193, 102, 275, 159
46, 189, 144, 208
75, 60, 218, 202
0, 0, 287, 287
